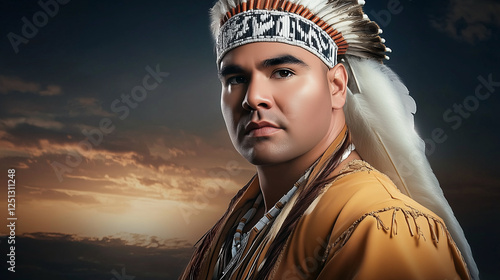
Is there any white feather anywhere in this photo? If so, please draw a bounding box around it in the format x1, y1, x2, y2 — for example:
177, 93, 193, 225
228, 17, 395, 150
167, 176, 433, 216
301, 0, 329, 14
344, 56, 479, 280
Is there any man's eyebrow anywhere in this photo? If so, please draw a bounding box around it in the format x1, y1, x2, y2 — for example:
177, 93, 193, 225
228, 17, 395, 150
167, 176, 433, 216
218, 65, 245, 78
262, 55, 308, 68
218, 55, 307, 77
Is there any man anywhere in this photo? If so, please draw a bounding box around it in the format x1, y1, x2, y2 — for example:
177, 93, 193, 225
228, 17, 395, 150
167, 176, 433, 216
181, 0, 478, 279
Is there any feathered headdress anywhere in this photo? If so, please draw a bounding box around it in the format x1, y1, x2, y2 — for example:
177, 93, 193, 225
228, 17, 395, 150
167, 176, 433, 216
211, 0, 390, 67
210, 0, 479, 278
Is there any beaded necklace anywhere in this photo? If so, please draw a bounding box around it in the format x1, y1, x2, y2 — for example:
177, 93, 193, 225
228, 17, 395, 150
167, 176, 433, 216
231, 143, 355, 258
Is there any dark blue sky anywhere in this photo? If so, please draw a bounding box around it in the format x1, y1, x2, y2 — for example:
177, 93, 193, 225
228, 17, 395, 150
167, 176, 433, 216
0, 0, 499, 279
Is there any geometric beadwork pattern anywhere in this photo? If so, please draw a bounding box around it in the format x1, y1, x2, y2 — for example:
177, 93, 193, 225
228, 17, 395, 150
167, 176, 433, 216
217, 10, 338, 67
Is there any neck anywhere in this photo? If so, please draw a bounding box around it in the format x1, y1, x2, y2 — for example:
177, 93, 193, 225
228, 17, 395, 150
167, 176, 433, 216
256, 123, 347, 212
256, 159, 312, 212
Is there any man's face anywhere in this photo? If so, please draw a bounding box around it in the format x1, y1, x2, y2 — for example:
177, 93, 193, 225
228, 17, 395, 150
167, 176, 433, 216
218, 42, 340, 166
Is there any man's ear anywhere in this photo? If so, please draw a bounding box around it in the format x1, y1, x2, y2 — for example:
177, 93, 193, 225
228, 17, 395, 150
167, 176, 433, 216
327, 63, 348, 110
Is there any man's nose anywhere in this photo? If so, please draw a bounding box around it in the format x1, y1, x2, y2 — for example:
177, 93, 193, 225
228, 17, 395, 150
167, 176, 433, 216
242, 75, 272, 111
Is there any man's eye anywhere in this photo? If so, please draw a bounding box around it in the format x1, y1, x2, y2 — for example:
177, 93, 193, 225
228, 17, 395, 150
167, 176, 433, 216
227, 76, 247, 85
272, 69, 294, 79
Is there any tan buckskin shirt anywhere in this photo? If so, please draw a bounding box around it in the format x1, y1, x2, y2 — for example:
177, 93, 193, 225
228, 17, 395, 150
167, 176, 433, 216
190, 160, 470, 280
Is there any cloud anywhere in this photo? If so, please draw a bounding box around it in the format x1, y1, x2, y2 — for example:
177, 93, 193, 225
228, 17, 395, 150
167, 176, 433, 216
1, 117, 65, 130
149, 141, 196, 160
0, 123, 249, 205
60, 162, 238, 204
95, 232, 192, 249
21, 231, 192, 249
67, 97, 114, 117
23, 187, 101, 205
39, 84, 63, 96
431, 0, 500, 44
0, 75, 63, 95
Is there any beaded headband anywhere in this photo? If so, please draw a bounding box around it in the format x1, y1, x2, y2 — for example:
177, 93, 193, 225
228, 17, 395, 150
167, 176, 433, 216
217, 10, 339, 68
212, 0, 391, 68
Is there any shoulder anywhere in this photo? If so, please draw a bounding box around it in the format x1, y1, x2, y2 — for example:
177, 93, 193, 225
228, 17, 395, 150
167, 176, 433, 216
304, 160, 440, 226
317, 159, 441, 219
310, 160, 446, 242
308, 160, 470, 279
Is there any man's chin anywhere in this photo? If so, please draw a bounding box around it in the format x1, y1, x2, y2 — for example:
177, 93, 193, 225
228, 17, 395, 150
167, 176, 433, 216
240, 149, 292, 166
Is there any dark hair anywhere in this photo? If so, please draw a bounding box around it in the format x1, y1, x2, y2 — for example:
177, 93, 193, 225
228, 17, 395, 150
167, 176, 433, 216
255, 133, 351, 279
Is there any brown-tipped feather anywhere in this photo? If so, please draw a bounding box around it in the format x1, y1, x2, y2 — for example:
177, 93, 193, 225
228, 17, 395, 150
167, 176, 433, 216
256, 0, 263, 9
295, 4, 305, 14
278, 0, 287, 10
263, 0, 271, 9
272, 0, 280, 10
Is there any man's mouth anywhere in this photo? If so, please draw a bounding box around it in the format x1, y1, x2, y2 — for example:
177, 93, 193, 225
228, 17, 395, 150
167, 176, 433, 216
244, 121, 281, 137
